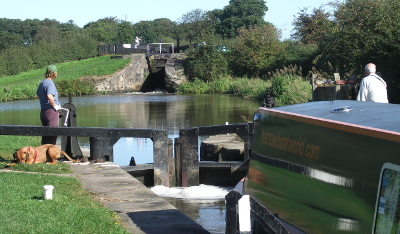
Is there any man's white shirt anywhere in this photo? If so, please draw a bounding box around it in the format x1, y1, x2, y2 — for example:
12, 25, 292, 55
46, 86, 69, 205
357, 74, 388, 103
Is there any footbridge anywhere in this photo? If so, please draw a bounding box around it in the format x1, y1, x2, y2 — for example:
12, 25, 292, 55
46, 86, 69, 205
96, 43, 188, 93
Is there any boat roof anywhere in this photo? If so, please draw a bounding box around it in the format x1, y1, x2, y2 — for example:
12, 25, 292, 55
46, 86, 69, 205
259, 100, 400, 133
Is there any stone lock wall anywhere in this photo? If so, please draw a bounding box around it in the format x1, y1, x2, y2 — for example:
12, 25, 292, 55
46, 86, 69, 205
95, 54, 149, 92
165, 53, 188, 92
95, 53, 188, 93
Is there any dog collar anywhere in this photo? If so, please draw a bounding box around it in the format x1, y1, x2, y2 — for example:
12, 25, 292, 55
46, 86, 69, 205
28, 147, 38, 163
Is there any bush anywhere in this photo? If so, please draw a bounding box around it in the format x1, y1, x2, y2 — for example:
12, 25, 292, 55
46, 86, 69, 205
177, 78, 210, 94
272, 75, 311, 106
177, 76, 271, 100
1, 46, 34, 76
57, 79, 96, 96
228, 24, 282, 77
184, 41, 229, 82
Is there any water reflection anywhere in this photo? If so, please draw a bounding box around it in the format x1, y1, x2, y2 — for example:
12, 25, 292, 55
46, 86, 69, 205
151, 185, 230, 234
0, 94, 259, 165
0, 94, 260, 233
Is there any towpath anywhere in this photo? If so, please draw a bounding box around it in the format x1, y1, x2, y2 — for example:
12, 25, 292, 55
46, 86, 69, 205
69, 162, 210, 234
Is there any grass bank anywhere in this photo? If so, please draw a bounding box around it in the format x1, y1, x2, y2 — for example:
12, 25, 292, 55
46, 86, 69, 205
0, 172, 128, 233
177, 77, 270, 100
177, 75, 312, 106
0, 135, 128, 233
0, 56, 131, 102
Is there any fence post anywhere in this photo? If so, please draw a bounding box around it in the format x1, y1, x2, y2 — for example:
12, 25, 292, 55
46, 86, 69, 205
167, 138, 176, 187
225, 190, 242, 234
174, 138, 182, 186
152, 130, 169, 186
90, 137, 112, 162
179, 128, 199, 187
334, 73, 341, 100
312, 73, 318, 101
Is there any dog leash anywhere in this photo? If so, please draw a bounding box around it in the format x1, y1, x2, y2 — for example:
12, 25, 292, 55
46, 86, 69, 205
28, 147, 38, 163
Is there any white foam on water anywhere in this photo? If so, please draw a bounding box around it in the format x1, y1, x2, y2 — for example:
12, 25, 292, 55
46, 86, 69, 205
151, 184, 231, 201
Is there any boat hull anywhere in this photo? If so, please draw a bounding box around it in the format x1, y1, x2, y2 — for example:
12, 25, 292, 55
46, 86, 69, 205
245, 100, 400, 233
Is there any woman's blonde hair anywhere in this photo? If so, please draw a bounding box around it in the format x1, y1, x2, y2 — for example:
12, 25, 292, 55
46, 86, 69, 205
45, 65, 57, 78
45, 72, 57, 78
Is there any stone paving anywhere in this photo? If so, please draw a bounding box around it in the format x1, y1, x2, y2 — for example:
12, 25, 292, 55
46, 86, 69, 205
68, 162, 210, 234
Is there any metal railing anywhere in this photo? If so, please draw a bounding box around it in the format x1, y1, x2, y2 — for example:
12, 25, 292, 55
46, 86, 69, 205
146, 43, 174, 54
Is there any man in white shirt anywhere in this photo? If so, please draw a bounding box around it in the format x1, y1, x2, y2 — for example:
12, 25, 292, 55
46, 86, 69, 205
357, 63, 388, 103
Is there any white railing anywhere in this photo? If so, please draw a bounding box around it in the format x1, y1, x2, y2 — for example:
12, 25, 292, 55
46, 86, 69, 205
146, 43, 174, 54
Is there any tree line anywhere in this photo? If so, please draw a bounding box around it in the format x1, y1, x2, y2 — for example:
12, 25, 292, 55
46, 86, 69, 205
1, 0, 400, 103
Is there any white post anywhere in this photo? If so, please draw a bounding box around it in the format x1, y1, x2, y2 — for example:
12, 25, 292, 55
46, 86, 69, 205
238, 195, 251, 232
43, 185, 54, 200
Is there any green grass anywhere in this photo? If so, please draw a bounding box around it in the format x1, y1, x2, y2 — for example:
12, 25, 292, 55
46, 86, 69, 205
177, 76, 271, 100
0, 56, 130, 86
0, 135, 73, 174
0, 172, 128, 233
0, 135, 41, 160
0, 135, 128, 233
177, 75, 312, 105
0, 56, 131, 101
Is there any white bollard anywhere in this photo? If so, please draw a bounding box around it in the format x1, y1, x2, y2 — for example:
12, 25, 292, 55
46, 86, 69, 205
239, 195, 251, 232
43, 185, 54, 200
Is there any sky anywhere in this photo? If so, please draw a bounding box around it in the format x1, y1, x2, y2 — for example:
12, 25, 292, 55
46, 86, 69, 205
2, 0, 332, 40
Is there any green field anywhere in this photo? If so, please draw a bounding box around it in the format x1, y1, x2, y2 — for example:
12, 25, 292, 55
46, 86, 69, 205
0, 56, 131, 101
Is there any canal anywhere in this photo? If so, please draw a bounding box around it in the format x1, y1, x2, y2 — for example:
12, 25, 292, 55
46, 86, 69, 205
0, 93, 261, 233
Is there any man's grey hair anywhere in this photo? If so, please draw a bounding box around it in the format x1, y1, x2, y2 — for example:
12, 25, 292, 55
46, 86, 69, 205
365, 63, 376, 74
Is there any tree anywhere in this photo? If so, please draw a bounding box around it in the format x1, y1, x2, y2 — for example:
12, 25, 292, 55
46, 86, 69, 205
21, 19, 43, 45
0, 32, 23, 51
0, 19, 29, 49
34, 26, 60, 43
184, 36, 229, 82
59, 20, 81, 37
216, 0, 268, 38
84, 17, 119, 43
133, 20, 158, 44
1, 46, 33, 76
152, 18, 177, 41
117, 20, 135, 43
275, 40, 319, 76
177, 9, 218, 44
307, 0, 400, 102
228, 24, 282, 77
292, 7, 334, 44
315, 0, 400, 72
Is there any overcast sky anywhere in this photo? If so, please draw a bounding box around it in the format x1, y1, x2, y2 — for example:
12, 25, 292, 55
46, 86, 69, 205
2, 0, 332, 39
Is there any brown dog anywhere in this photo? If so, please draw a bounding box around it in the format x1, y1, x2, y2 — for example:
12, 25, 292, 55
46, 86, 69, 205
11, 144, 78, 165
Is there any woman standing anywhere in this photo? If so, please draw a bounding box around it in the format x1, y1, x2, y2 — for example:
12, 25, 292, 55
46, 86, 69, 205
36, 64, 61, 145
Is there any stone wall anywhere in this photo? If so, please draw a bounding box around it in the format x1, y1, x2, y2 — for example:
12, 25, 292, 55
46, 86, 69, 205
95, 54, 149, 92
95, 53, 188, 93
165, 53, 188, 92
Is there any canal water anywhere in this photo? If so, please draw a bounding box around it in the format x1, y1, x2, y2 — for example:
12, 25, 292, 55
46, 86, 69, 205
0, 93, 260, 233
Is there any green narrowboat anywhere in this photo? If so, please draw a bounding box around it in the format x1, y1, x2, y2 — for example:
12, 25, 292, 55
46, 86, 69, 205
229, 100, 400, 233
